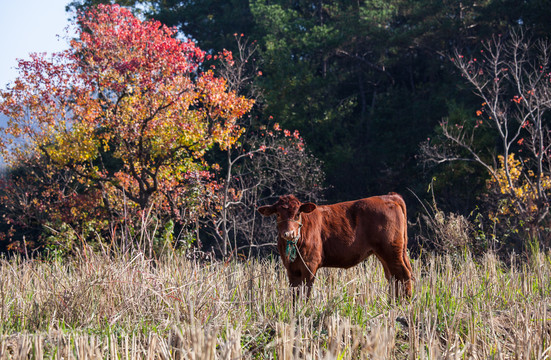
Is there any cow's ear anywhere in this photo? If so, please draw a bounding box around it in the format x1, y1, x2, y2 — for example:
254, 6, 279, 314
299, 202, 317, 213
258, 205, 277, 217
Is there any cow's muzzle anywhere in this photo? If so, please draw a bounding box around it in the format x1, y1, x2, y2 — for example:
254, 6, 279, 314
282, 231, 298, 240
278, 215, 303, 242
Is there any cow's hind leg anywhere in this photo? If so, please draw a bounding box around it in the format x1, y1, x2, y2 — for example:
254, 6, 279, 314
376, 247, 413, 298
402, 247, 414, 288
403, 247, 413, 274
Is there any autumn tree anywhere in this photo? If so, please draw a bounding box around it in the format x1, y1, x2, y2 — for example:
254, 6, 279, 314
423, 31, 551, 248
0, 4, 254, 250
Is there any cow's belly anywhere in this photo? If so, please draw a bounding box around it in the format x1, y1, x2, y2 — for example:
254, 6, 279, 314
322, 249, 374, 269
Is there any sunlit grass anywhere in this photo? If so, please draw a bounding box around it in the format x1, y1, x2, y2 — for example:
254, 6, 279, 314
0, 248, 550, 358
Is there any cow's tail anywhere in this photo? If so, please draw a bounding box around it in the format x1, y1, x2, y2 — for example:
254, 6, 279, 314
389, 193, 414, 279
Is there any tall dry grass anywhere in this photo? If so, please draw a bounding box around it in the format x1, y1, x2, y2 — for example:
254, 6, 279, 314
0, 248, 550, 359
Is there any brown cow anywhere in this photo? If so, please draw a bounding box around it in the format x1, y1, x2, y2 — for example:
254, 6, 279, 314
258, 193, 413, 298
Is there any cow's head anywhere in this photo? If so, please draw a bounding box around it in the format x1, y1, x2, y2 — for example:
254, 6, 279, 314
257, 195, 317, 241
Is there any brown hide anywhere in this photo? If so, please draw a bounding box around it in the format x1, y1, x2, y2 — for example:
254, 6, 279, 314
258, 193, 413, 298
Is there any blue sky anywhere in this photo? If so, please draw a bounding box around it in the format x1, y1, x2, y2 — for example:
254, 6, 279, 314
0, 0, 74, 88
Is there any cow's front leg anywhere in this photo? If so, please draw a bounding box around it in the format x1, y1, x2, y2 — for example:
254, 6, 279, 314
288, 266, 317, 303
288, 274, 302, 305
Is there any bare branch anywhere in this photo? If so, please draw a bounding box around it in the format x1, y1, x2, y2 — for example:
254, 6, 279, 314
428, 30, 551, 238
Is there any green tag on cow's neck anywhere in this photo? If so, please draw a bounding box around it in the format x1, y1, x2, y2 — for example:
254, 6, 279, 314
286, 240, 297, 262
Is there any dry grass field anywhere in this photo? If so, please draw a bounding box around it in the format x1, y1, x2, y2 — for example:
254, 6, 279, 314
0, 247, 550, 359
